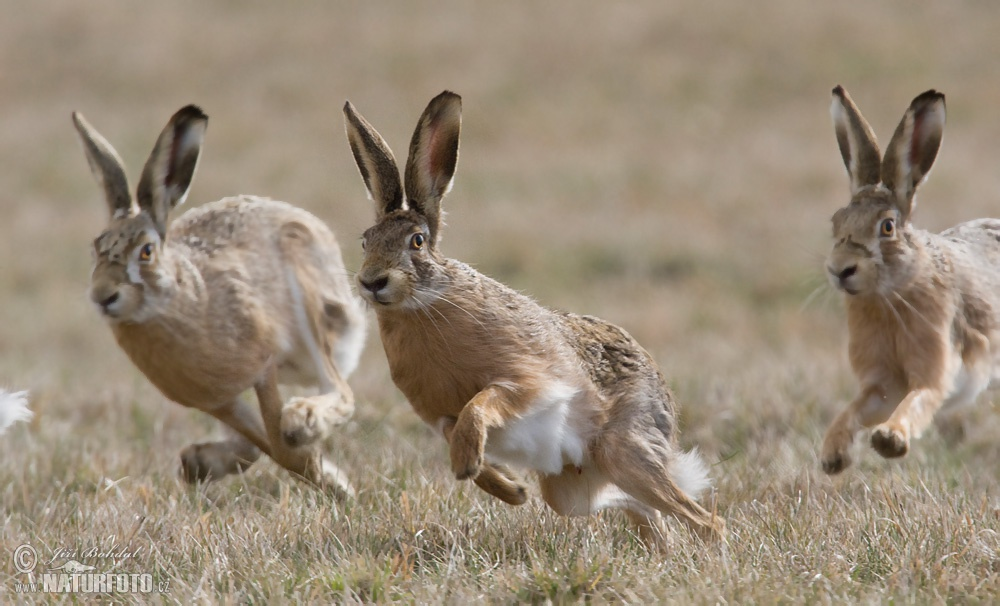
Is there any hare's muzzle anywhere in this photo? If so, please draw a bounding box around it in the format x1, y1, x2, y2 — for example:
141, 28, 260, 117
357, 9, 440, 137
91, 286, 122, 316
827, 263, 860, 295
357, 275, 390, 304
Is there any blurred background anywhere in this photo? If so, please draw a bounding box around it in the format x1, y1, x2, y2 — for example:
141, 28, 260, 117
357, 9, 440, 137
3, 1, 1000, 508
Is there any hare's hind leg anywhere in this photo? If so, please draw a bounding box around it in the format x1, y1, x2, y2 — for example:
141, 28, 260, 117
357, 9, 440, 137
472, 465, 529, 505
256, 366, 354, 499
180, 432, 262, 483
623, 508, 672, 552
179, 397, 268, 483
278, 224, 357, 449
538, 464, 677, 550
593, 429, 725, 543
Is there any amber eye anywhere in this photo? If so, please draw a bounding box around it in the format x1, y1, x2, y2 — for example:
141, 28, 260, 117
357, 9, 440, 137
879, 218, 895, 237
138, 243, 154, 262
410, 233, 425, 250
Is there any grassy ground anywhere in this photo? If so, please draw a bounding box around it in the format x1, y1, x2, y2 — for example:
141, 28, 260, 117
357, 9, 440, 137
3, 1, 1000, 603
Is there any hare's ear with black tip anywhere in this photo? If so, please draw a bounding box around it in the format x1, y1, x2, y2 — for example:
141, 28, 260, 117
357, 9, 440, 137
72, 111, 137, 220
881, 90, 945, 221
404, 91, 461, 246
343, 100, 404, 218
136, 105, 207, 238
830, 85, 882, 196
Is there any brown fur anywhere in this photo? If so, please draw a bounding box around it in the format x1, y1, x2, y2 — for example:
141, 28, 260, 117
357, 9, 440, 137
74, 107, 365, 494
345, 91, 725, 547
821, 87, 1000, 473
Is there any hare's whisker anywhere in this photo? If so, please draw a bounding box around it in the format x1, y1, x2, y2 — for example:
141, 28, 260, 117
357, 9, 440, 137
891, 291, 936, 331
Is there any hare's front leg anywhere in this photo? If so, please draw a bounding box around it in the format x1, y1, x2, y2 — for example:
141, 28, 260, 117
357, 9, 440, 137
276, 224, 360, 450
278, 331, 356, 449
180, 397, 269, 483
449, 385, 515, 481
821, 384, 900, 474
870, 387, 944, 459
440, 416, 528, 505
255, 368, 354, 499
280, 390, 354, 448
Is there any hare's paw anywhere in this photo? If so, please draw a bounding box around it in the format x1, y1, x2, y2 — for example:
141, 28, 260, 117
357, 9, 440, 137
281, 394, 353, 448
280, 398, 322, 448
179, 442, 255, 483
821, 450, 852, 475
820, 430, 853, 475
449, 431, 484, 481
871, 424, 909, 458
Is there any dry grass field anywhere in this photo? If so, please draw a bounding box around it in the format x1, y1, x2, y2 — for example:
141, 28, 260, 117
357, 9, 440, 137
4, 1, 1000, 603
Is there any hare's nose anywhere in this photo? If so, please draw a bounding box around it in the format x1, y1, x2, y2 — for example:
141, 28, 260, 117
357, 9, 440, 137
836, 265, 857, 282
99, 291, 120, 308
359, 276, 389, 294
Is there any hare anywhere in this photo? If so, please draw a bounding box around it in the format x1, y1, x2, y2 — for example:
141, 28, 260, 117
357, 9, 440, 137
821, 86, 1000, 474
73, 105, 365, 494
343, 91, 725, 546
0, 389, 31, 435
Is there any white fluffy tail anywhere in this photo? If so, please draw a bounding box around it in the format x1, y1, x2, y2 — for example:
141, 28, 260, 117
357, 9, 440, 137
0, 389, 31, 435
671, 448, 712, 499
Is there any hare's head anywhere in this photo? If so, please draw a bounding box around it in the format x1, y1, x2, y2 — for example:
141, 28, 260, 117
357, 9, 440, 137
826, 86, 945, 297
344, 92, 461, 310
73, 106, 207, 323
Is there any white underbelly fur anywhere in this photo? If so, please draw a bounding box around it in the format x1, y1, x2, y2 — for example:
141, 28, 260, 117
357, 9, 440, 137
943, 358, 989, 411
484, 381, 586, 475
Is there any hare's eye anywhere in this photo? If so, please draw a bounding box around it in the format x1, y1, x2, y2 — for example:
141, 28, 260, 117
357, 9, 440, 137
360, 238, 367, 251
410, 233, 425, 250
138, 243, 155, 262
879, 218, 895, 237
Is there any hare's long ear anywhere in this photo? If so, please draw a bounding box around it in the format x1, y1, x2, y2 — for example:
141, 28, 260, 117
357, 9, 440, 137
830, 85, 882, 195
343, 101, 404, 218
72, 112, 137, 219
404, 91, 461, 246
881, 90, 945, 221
136, 105, 207, 238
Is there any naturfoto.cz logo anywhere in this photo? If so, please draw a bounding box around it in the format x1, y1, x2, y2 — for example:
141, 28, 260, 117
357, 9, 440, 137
11, 542, 169, 595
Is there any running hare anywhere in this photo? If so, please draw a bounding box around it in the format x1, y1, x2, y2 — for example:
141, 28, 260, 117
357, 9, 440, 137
821, 86, 1000, 474
74, 106, 365, 494
344, 91, 725, 545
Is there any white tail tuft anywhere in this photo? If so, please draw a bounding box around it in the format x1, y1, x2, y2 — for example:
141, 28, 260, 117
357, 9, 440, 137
0, 389, 31, 435
671, 448, 712, 499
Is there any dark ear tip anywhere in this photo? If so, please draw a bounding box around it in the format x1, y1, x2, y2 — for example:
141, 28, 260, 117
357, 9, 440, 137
911, 89, 945, 108
435, 90, 462, 106
832, 85, 846, 98
175, 104, 208, 124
